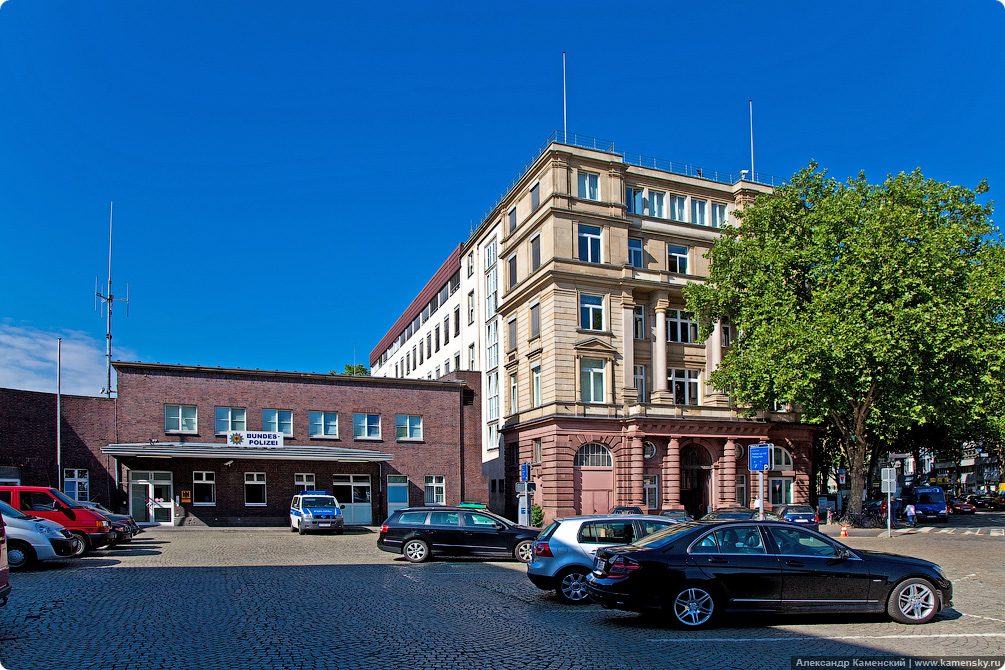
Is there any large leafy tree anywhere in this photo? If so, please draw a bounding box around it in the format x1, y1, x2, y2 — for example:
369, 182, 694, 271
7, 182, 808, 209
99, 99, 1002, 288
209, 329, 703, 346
334, 364, 370, 376
684, 164, 1005, 516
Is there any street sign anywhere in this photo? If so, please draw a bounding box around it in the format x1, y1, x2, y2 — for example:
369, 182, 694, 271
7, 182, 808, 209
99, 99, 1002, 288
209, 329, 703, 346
748, 443, 773, 472
881, 467, 896, 483
515, 482, 536, 493
520, 463, 530, 482
881, 480, 895, 493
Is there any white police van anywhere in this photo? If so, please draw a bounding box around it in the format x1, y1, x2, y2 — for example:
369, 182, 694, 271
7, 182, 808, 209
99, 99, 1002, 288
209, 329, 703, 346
289, 491, 345, 535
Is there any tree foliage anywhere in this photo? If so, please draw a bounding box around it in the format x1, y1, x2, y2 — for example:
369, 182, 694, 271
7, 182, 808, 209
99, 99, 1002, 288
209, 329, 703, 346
335, 364, 370, 376
684, 164, 1005, 516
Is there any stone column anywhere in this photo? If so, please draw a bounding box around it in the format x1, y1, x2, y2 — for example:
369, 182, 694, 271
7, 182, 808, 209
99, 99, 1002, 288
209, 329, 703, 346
622, 293, 636, 404
722, 439, 737, 506
664, 437, 681, 509
630, 435, 645, 507
652, 294, 669, 402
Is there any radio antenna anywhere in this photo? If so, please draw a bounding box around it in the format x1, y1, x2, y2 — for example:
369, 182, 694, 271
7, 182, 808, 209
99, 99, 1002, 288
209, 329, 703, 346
95, 202, 129, 398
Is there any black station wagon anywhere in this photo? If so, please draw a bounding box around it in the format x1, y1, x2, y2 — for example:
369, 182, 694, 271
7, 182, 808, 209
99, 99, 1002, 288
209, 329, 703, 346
377, 506, 539, 563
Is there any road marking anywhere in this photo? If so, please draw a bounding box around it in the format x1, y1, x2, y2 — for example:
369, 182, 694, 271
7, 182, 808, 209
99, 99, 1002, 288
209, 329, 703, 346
961, 612, 1005, 625
915, 526, 935, 533
646, 633, 1005, 643
895, 528, 914, 534
963, 528, 983, 535
936, 528, 956, 534
991, 528, 1004, 536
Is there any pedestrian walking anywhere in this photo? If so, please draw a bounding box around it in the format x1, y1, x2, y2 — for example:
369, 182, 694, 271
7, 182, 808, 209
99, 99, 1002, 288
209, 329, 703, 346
905, 503, 916, 527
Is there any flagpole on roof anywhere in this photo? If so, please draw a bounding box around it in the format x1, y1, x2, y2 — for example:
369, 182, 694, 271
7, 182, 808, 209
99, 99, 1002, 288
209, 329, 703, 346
563, 52, 567, 143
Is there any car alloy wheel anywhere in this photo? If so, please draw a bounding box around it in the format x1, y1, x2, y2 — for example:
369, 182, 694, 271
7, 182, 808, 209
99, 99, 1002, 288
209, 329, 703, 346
69, 532, 88, 557
557, 568, 590, 603
6, 541, 35, 570
403, 539, 429, 563
888, 578, 937, 624
672, 586, 716, 628
514, 540, 533, 563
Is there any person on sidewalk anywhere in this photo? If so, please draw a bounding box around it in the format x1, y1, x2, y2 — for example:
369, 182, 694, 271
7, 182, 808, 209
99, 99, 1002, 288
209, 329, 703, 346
905, 503, 916, 527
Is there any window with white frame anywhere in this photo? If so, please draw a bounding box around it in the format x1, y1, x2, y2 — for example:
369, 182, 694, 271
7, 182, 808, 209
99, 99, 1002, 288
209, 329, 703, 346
670, 195, 687, 221
578, 224, 601, 263
468, 344, 476, 370
353, 413, 381, 439
530, 181, 540, 210
633, 305, 645, 340
711, 202, 728, 228
443, 316, 450, 344
628, 238, 644, 268
435, 325, 440, 352
467, 251, 474, 277
626, 186, 644, 214
293, 473, 315, 494
396, 415, 423, 440
435, 366, 440, 377
63, 469, 88, 501
453, 307, 460, 337
509, 373, 518, 414
668, 244, 689, 274
644, 475, 658, 509
667, 310, 699, 343
634, 365, 646, 403
671, 368, 700, 406
193, 471, 216, 504
531, 363, 541, 407
165, 404, 197, 433
486, 320, 498, 369
691, 198, 707, 226
468, 291, 475, 324
578, 171, 599, 200
580, 294, 604, 330
444, 359, 451, 374
245, 472, 266, 506
580, 358, 605, 403
735, 474, 747, 507
486, 267, 497, 317
487, 371, 499, 421
530, 303, 540, 339
455, 352, 461, 371
262, 409, 293, 436
530, 235, 541, 271
770, 478, 794, 505
215, 406, 246, 434
772, 447, 795, 470
649, 190, 666, 218
487, 423, 500, 451
573, 443, 613, 467
424, 475, 445, 505
721, 321, 732, 347
426, 332, 432, 358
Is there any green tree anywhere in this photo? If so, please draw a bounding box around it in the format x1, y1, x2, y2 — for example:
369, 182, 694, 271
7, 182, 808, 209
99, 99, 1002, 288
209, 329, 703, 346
334, 364, 370, 376
684, 164, 1005, 517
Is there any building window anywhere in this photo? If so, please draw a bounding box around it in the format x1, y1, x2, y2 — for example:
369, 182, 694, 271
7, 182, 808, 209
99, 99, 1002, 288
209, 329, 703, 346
573, 443, 613, 467
626, 186, 644, 214
508, 254, 517, 290
435, 366, 440, 377
424, 475, 445, 505
487, 372, 499, 421
577, 171, 599, 200
443, 316, 450, 345
578, 224, 601, 263
721, 321, 732, 347
245, 472, 267, 506
671, 369, 700, 406
649, 190, 665, 218
215, 407, 246, 435
670, 195, 686, 222
628, 238, 644, 268
455, 353, 461, 371
406, 352, 411, 374
353, 413, 381, 439
504, 319, 516, 354
530, 363, 538, 405
307, 411, 338, 439
530, 235, 541, 271
634, 365, 646, 403
486, 320, 498, 369
262, 409, 293, 436
486, 267, 497, 318
533, 438, 542, 463
165, 404, 197, 434
433, 325, 440, 352
633, 305, 645, 340
530, 303, 540, 339
509, 373, 518, 414
468, 291, 475, 324
453, 306, 460, 337
63, 469, 88, 501
396, 415, 423, 440
770, 478, 794, 505
691, 198, 707, 226
644, 475, 658, 509
487, 424, 500, 451
193, 471, 215, 504
426, 332, 432, 359
579, 294, 604, 330
419, 341, 424, 364
712, 202, 728, 228
467, 251, 474, 277
772, 447, 795, 470
469, 344, 476, 371
444, 359, 450, 374
580, 358, 605, 403
485, 238, 497, 268
508, 206, 517, 233
736, 474, 747, 506
293, 473, 315, 494
530, 181, 540, 210
668, 244, 689, 274
667, 310, 699, 343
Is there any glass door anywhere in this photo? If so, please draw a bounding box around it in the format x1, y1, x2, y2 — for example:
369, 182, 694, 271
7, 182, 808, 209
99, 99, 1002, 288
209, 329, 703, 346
128, 472, 175, 525
332, 475, 372, 525
387, 475, 409, 518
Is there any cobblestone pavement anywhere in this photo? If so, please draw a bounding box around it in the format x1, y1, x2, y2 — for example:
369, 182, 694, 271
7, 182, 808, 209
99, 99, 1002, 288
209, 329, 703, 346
1, 524, 1003, 670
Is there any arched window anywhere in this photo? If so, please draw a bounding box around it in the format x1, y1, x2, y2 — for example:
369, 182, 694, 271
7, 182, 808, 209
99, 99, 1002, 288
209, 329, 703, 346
573, 443, 613, 467
772, 446, 794, 470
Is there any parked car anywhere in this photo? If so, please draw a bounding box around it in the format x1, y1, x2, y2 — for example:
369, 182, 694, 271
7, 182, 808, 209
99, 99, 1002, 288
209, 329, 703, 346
377, 507, 538, 563
949, 499, 976, 515
773, 504, 820, 531
78, 501, 140, 538
0, 517, 9, 606
0, 486, 114, 557
528, 514, 676, 603
609, 506, 644, 515
289, 491, 345, 535
0, 500, 79, 569
700, 507, 780, 521
966, 495, 992, 508
660, 510, 694, 522
586, 520, 953, 627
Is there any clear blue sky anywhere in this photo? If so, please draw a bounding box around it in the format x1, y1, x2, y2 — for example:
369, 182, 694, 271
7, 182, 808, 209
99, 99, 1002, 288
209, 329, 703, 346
2, 1, 1003, 396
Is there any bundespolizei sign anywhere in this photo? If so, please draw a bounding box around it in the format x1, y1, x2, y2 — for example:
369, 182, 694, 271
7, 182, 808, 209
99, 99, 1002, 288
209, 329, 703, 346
748, 443, 774, 472
226, 431, 284, 448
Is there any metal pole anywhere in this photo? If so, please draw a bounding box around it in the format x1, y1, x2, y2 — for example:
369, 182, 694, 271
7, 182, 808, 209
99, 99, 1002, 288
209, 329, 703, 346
887, 489, 892, 538
105, 202, 113, 398
758, 470, 764, 519
562, 52, 567, 142
56, 337, 62, 491
749, 100, 755, 182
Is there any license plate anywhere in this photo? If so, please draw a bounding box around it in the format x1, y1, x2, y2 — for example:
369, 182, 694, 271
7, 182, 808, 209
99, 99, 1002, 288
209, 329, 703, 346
318, 522, 331, 527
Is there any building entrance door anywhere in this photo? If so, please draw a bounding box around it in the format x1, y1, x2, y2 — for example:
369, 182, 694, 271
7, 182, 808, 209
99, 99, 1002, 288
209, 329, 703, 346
128, 471, 175, 525
332, 475, 372, 525
387, 475, 409, 517
680, 445, 712, 519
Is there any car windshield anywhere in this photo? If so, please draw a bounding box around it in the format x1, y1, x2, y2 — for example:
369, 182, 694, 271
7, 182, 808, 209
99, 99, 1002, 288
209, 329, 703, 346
630, 521, 705, 549
303, 497, 338, 507
49, 489, 85, 509
0, 499, 32, 520
83, 501, 113, 514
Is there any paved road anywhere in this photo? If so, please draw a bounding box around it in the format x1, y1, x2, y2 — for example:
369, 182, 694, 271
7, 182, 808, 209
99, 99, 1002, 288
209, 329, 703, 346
2, 521, 1003, 670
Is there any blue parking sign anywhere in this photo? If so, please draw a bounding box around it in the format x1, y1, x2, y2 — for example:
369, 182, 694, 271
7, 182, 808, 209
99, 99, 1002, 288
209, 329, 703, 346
520, 463, 530, 482
748, 443, 773, 472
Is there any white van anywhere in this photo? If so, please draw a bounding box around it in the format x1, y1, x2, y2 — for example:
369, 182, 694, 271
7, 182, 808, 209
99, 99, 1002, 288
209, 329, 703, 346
0, 500, 79, 570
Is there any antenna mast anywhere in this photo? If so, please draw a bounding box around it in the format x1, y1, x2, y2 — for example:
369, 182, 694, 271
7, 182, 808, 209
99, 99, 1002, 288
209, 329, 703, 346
95, 202, 129, 398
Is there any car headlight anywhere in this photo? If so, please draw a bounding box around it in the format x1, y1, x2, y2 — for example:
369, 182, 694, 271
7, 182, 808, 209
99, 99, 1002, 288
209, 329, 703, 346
34, 523, 61, 537
303, 510, 313, 518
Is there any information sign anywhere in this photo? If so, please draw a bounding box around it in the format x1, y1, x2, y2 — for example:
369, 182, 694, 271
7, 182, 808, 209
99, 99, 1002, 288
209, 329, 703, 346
748, 444, 773, 472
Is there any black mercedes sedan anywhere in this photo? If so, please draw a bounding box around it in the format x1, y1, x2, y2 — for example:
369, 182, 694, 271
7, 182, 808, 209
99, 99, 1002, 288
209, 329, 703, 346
586, 520, 952, 628
377, 506, 538, 563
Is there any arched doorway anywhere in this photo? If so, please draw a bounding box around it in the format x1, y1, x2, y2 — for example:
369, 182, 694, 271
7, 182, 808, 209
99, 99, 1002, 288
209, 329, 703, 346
573, 443, 614, 514
680, 444, 712, 518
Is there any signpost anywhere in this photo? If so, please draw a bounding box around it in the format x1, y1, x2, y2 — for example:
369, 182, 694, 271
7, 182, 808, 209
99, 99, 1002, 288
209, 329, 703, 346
517, 464, 533, 526
748, 443, 773, 519
881, 467, 897, 538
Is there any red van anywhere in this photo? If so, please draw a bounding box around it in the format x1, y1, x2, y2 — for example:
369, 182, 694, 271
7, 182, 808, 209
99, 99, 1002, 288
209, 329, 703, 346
0, 487, 113, 556
0, 516, 10, 606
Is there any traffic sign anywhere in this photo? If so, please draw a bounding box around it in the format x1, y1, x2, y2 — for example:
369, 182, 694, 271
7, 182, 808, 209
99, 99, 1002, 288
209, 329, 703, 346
515, 482, 536, 493
748, 443, 773, 472
520, 463, 530, 482
881, 467, 896, 483
881, 480, 895, 493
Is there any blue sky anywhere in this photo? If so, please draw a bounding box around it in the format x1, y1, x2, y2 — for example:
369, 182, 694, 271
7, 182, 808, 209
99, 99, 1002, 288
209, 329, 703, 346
1, 1, 1003, 396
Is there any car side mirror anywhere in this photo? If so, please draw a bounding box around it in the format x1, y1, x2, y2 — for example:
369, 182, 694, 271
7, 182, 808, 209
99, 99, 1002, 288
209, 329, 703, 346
340, 504, 346, 509
837, 548, 853, 560
494, 522, 505, 530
